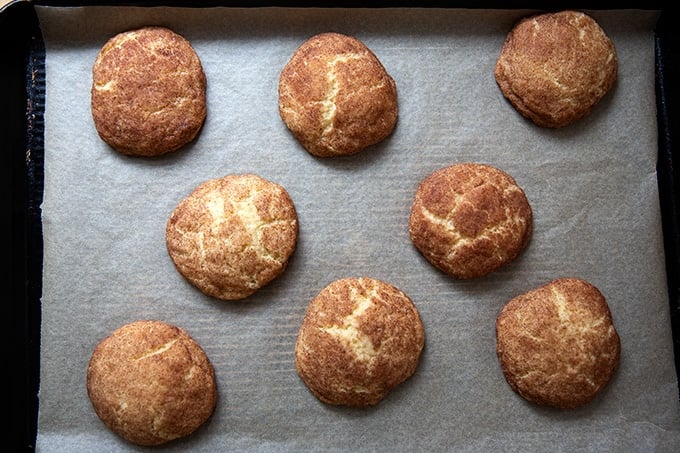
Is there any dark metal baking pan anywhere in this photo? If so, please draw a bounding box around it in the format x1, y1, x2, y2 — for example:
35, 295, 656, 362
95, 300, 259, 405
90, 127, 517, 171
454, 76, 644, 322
2, 2, 676, 451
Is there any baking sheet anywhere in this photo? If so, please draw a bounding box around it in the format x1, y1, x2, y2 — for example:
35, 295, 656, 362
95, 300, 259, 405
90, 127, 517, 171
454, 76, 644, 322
35, 6, 680, 451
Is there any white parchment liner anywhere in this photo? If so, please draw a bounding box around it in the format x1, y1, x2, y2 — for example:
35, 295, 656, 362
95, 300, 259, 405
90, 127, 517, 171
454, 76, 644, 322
36, 7, 680, 451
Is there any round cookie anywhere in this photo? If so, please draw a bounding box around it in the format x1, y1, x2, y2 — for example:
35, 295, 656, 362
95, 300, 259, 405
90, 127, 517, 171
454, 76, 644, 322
409, 163, 532, 279
91, 26, 207, 156
496, 278, 621, 409
86, 320, 217, 446
278, 32, 398, 157
295, 277, 425, 407
494, 10, 617, 128
166, 174, 298, 301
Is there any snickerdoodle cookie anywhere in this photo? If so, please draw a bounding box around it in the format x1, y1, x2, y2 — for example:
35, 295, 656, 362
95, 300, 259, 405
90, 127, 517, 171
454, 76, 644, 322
496, 278, 621, 408
295, 277, 425, 407
494, 10, 617, 128
91, 26, 207, 156
166, 174, 298, 301
409, 163, 532, 279
278, 32, 398, 157
86, 320, 217, 446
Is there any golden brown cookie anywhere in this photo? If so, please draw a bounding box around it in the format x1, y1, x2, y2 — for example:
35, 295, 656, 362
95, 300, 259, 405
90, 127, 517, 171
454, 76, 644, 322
278, 32, 398, 157
86, 320, 217, 446
496, 278, 621, 409
409, 163, 532, 279
494, 10, 617, 128
91, 26, 207, 156
166, 174, 298, 301
295, 277, 425, 407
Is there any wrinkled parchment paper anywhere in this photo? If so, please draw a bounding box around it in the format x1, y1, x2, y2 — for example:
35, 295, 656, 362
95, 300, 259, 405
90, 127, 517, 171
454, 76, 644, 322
35, 6, 680, 451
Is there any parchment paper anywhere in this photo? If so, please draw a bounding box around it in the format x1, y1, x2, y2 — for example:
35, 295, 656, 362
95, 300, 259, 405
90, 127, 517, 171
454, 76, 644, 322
35, 6, 680, 452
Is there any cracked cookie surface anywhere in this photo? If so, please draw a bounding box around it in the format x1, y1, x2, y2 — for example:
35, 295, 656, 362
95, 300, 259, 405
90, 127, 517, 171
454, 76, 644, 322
494, 10, 617, 128
295, 277, 425, 407
91, 26, 207, 156
409, 163, 532, 279
495, 278, 621, 408
278, 32, 398, 157
166, 174, 298, 301
86, 320, 217, 446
